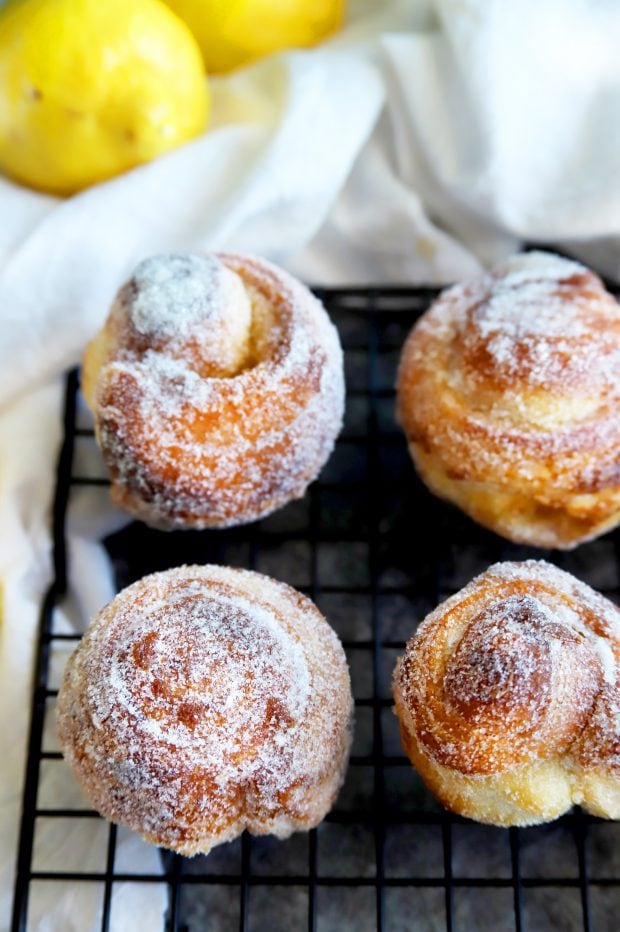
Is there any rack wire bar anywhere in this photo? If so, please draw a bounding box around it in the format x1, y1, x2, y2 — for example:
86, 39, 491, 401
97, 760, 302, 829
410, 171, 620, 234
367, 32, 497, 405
11, 288, 620, 932
12, 369, 79, 932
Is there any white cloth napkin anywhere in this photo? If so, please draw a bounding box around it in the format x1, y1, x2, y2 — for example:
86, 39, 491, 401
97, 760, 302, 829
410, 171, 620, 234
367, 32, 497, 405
4, 0, 620, 410
2, 0, 620, 928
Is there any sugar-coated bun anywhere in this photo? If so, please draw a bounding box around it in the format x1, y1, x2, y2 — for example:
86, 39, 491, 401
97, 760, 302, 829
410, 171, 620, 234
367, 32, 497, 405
57, 565, 353, 856
397, 251, 620, 548
393, 560, 620, 826
83, 253, 344, 529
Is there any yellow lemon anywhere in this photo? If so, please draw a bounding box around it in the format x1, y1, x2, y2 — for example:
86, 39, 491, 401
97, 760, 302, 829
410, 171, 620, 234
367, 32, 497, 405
164, 0, 346, 73
0, 0, 209, 195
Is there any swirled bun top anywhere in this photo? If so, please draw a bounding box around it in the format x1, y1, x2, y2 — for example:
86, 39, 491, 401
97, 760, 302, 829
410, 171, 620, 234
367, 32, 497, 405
57, 565, 353, 855
82, 253, 344, 529
397, 251, 620, 548
453, 251, 619, 412
126, 254, 252, 376
404, 250, 620, 431
394, 560, 620, 824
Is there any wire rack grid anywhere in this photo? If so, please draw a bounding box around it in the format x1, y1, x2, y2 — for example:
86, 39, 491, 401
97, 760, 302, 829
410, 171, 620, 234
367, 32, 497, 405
11, 286, 620, 932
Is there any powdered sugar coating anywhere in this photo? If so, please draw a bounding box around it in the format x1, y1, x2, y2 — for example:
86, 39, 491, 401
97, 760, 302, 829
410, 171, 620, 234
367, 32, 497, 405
56, 565, 353, 855
393, 560, 620, 824
416, 251, 617, 387
83, 253, 345, 529
397, 251, 620, 549
129, 254, 247, 340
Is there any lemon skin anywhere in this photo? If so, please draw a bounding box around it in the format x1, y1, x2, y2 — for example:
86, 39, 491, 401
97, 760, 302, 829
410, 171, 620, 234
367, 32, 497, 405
0, 0, 209, 195
165, 0, 346, 73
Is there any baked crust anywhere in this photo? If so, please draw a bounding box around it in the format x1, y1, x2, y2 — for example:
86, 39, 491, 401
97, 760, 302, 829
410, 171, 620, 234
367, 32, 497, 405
393, 560, 620, 826
83, 253, 345, 529
396, 251, 620, 548
57, 565, 353, 855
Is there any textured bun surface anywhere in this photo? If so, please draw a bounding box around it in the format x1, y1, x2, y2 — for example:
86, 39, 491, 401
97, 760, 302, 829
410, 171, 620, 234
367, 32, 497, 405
57, 565, 353, 855
83, 253, 344, 529
397, 251, 620, 548
394, 560, 620, 826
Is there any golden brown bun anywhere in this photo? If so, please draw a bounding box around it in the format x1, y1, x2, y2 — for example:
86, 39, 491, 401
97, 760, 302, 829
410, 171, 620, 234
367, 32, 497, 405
83, 253, 344, 530
393, 560, 620, 826
396, 251, 620, 549
56, 565, 353, 856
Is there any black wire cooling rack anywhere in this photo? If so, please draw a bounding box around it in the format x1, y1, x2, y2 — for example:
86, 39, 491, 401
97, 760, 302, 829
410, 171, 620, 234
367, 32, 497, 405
11, 286, 620, 932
